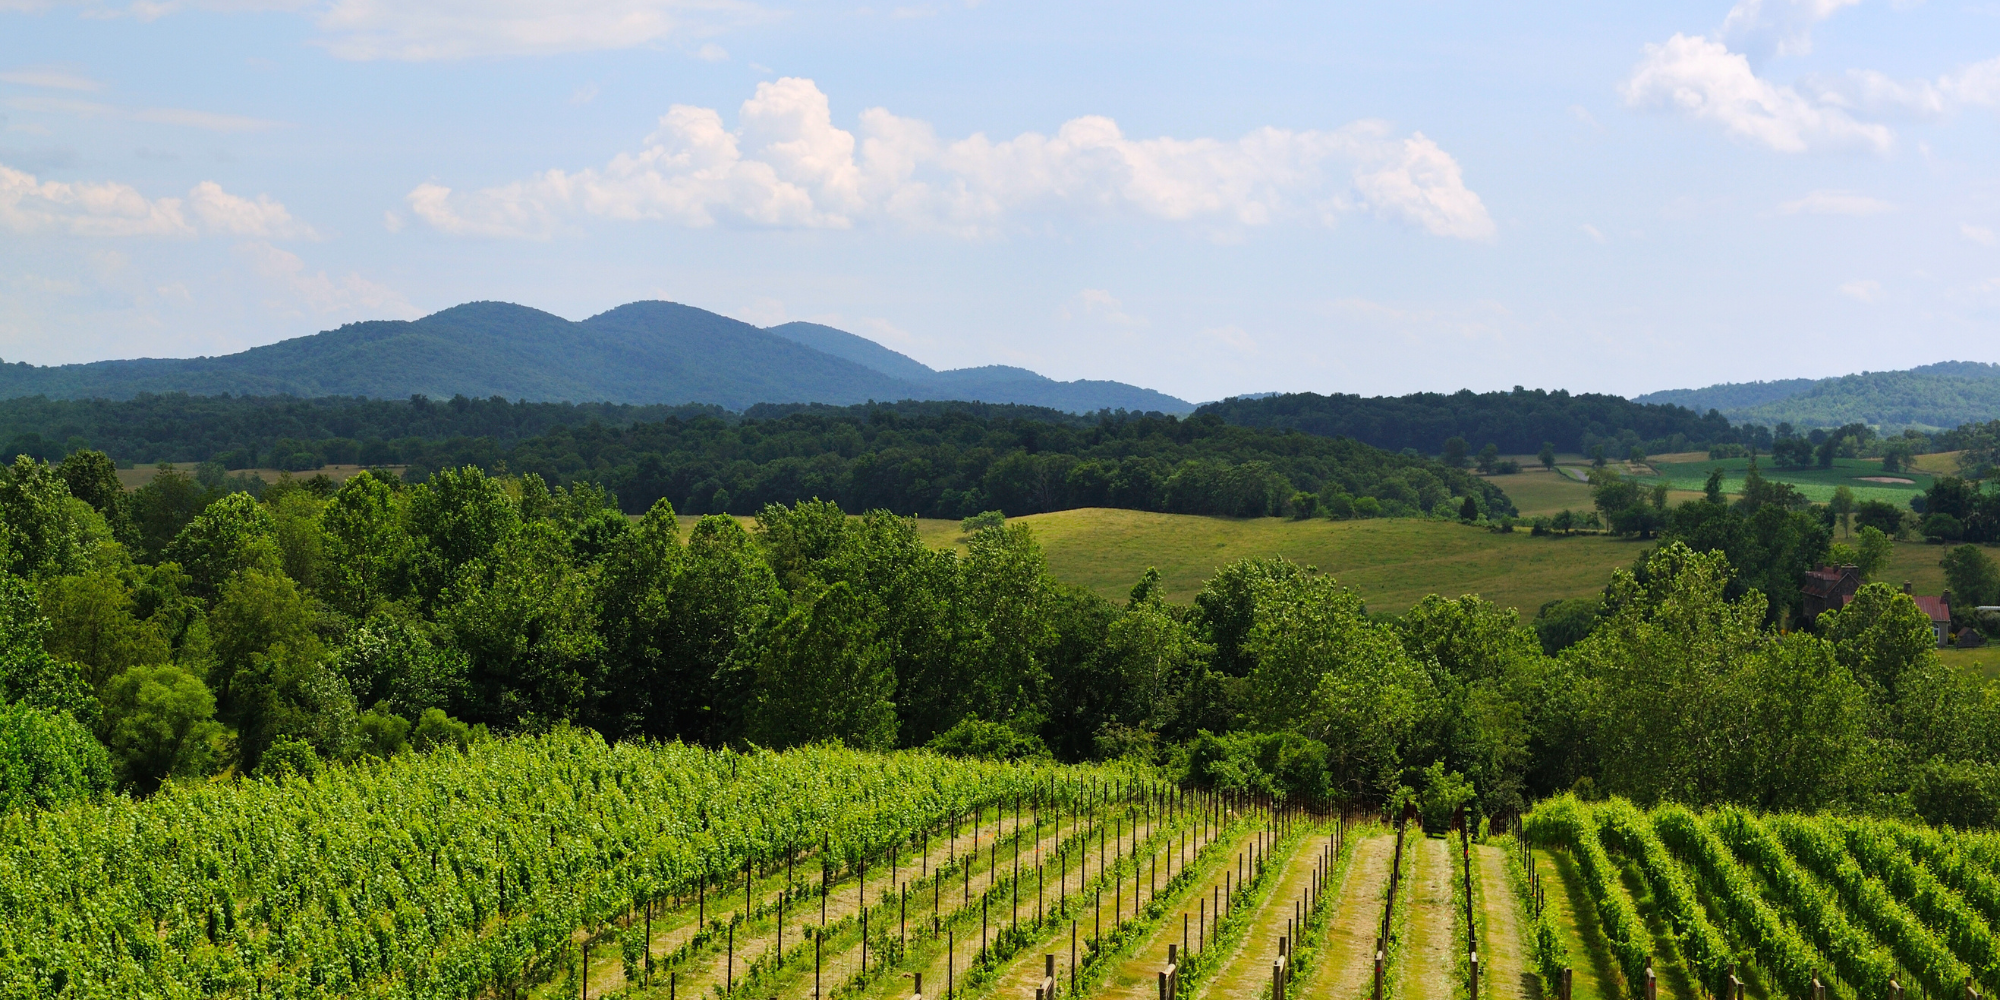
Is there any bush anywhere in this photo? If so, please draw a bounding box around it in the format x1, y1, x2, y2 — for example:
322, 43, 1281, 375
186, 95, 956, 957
959, 510, 1006, 534
410, 707, 481, 753
925, 716, 1049, 761
1416, 760, 1475, 834
252, 736, 321, 781
100, 663, 224, 794
0, 700, 111, 812
1924, 512, 1964, 543
1533, 597, 1600, 655
1182, 729, 1331, 801
1911, 757, 2000, 829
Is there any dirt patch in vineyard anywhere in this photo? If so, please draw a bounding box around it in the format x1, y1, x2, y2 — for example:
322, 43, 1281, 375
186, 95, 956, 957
1400, 837, 1456, 1000
1201, 829, 1328, 1000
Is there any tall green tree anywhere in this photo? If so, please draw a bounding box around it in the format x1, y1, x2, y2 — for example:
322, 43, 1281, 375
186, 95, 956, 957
163, 493, 280, 601
443, 522, 602, 728
407, 466, 520, 604
741, 582, 897, 750
1942, 544, 2000, 609
98, 663, 224, 793
321, 470, 412, 616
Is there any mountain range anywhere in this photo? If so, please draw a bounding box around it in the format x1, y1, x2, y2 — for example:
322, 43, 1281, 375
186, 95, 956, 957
1634, 361, 2000, 430
0, 301, 1194, 415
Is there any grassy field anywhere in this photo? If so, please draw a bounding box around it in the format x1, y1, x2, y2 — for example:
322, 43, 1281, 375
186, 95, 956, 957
933, 509, 1646, 614
1640, 456, 1931, 505
1486, 467, 1706, 518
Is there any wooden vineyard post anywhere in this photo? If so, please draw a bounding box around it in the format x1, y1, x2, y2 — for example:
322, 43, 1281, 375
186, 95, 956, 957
1557, 968, 1570, 1000
1271, 936, 1288, 1000
726, 922, 734, 995
1041, 954, 1057, 1000
1372, 942, 1384, 1000
1889, 981, 1903, 1000
1811, 972, 1825, 1000
914, 973, 922, 1000
1071, 921, 1078, 996
581, 940, 588, 1000
1728, 967, 1744, 1000
948, 929, 955, 1000
815, 929, 822, 1000
1160, 944, 1180, 1000
1643, 958, 1656, 1000
644, 900, 652, 987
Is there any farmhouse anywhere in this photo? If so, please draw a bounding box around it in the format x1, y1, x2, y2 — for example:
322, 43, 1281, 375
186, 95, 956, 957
1802, 564, 1862, 620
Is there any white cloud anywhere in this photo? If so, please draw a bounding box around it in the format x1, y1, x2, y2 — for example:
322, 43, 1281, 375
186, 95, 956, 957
1839, 278, 1882, 302
236, 240, 417, 317
696, 42, 728, 61
1964, 223, 1997, 246
1581, 223, 1606, 243
410, 77, 1495, 241
4, 95, 282, 132
1622, 34, 1893, 153
310, 0, 765, 61
1776, 189, 1893, 215
0, 68, 106, 91
569, 82, 600, 105
1801, 69, 1947, 119
1719, 0, 1860, 61
0, 163, 311, 238
1061, 288, 1146, 328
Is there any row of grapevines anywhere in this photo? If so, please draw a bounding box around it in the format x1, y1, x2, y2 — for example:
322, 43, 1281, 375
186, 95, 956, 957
1522, 797, 1648, 989
0, 731, 1106, 1000
1767, 814, 1966, 998
1594, 800, 1733, 995
1836, 820, 2000, 992
1706, 809, 1900, 1000
1892, 825, 2000, 930
1651, 806, 1848, 999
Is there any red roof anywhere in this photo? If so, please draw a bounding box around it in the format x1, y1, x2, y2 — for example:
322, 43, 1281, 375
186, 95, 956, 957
1914, 596, 1951, 623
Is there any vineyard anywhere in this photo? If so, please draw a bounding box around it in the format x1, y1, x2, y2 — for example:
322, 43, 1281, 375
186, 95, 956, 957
23, 738, 2000, 1000
1519, 796, 2000, 1000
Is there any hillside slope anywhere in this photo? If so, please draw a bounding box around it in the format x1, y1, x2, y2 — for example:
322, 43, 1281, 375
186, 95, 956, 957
0, 301, 1194, 414
1636, 361, 2000, 429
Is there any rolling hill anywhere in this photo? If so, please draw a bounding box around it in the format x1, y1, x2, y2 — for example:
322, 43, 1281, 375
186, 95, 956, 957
0, 301, 1194, 414
1635, 361, 2000, 429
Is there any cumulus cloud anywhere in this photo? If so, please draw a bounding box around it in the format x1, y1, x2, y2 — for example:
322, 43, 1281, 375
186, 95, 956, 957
408, 78, 1495, 242
1719, 0, 1860, 61
1622, 34, 1893, 153
1776, 189, 1893, 215
0, 163, 312, 237
237, 240, 416, 317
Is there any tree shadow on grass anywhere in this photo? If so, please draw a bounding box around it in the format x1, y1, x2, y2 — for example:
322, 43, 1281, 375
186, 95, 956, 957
1545, 849, 1625, 1000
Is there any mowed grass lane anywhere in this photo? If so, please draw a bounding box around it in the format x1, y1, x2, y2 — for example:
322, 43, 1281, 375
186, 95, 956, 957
1310, 832, 1397, 1000
1400, 837, 1457, 1000
1472, 845, 1534, 1000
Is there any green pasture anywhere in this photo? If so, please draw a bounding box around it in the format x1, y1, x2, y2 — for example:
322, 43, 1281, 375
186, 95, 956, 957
1639, 456, 1930, 505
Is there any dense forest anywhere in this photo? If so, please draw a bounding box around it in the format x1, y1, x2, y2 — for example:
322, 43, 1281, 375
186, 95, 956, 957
4, 449, 2000, 830
1197, 387, 1757, 457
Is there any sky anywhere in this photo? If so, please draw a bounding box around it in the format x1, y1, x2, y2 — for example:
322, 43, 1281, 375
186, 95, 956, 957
1, 0, 1998, 405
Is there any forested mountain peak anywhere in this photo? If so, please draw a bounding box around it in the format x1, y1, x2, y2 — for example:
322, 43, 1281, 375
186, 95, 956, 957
0, 300, 1191, 414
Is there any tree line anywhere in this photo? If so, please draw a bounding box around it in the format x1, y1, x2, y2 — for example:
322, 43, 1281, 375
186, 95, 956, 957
4, 450, 2000, 829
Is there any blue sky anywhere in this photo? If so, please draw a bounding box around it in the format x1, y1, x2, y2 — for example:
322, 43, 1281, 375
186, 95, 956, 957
1, 0, 1997, 404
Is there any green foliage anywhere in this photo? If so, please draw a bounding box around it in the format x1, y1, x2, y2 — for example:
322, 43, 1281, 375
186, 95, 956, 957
1241, 570, 1431, 799
99, 663, 223, 793
252, 734, 322, 781
1414, 760, 1473, 833
0, 699, 111, 811
0, 730, 1082, 999
1594, 799, 1734, 995
1708, 807, 1901, 998
740, 581, 897, 750
1523, 795, 1650, 988
959, 509, 1006, 533
1650, 805, 1833, 1000
1531, 597, 1598, 655
1769, 813, 1969, 997
163, 492, 280, 600
1943, 544, 2000, 608
409, 706, 479, 752
1912, 758, 2000, 829
1180, 729, 1329, 800
924, 716, 1048, 760
0, 455, 85, 579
